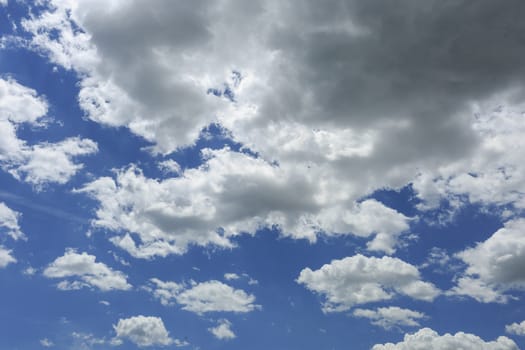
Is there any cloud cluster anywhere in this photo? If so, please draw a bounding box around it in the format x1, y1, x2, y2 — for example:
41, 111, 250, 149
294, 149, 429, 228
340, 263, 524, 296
112, 315, 173, 347
450, 219, 525, 303
209, 319, 236, 340
13, 0, 524, 262
506, 320, 525, 336
77, 150, 411, 258
0, 78, 97, 188
297, 254, 439, 312
149, 278, 259, 314
353, 307, 426, 330
372, 327, 518, 350
43, 249, 131, 291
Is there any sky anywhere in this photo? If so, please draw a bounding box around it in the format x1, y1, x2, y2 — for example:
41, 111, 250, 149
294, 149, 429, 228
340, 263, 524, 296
0, 1, 525, 349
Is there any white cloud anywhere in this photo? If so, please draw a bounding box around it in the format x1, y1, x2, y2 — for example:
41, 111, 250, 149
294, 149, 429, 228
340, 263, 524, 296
112, 315, 173, 347
77, 149, 412, 258
0, 78, 97, 188
449, 219, 525, 303
506, 320, 525, 336
224, 273, 240, 281
297, 254, 440, 312
43, 249, 131, 291
353, 306, 426, 330
176, 280, 259, 314
372, 327, 518, 350
14, 1, 525, 235
148, 278, 183, 306
0, 202, 24, 241
209, 319, 236, 340
39, 338, 54, 347
149, 278, 259, 314
158, 159, 182, 175
0, 246, 16, 268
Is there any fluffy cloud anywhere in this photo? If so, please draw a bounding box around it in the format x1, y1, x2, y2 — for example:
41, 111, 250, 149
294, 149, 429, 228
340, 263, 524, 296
0, 202, 24, 240
17, 1, 525, 265
450, 219, 525, 303
353, 307, 426, 330
297, 254, 439, 312
77, 149, 411, 258
0, 78, 97, 188
506, 321, 525, 336
16, 0, 525, 261
43, 249, 131, 291
209, 319, 236, 340
112, 316, 173, 347
372, 328, 518, 350
0, 246, 16, 268
149, 278, 259, 314
148, 278, 183, 306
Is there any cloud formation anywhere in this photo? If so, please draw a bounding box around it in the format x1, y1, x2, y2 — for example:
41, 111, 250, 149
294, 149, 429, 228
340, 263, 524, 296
372, 327, 518, 350
506, 320, 525, 336
0, 78, 97, 188
209, 319, 236, 340
297, 254, 439, 312
43, 249, 131, 291
149, 278, 259, 314
353, 306, 426, 330
450, 219, 525, 303
112, 315, 173, 347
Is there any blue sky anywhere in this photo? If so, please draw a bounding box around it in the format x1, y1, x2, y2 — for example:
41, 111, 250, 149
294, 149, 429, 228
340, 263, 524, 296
1, 1, 525, 349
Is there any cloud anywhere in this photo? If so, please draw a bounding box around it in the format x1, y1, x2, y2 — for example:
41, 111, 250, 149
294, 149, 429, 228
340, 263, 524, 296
170, 279, 259, 314
209, 319, 236, 340
506, 321, 525, 336
371, 327, 518, 350
112, 315, 173, 347
17, 1, 525, 240
0, 78, 97, 188
43, 249, 131, 291
0, 246, 16, 268
297, 254, 440, 312
39, 338, 54, 347
0, 202, 24, 240
77, 149, 412, 258
353, 306, 427, 330
224, 273, 240, 281
148, 278, 183, 306
449, 219, 525, 303
149, 278, 259, 314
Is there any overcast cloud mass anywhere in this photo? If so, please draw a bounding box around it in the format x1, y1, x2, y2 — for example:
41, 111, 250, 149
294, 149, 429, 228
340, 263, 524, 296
0, 1, 524, 349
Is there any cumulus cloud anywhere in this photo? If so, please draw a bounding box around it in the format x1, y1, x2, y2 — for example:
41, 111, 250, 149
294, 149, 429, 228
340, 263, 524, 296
77, 149, 411, 258
148, 278, 259, 314
16, 0, 525, 260
449, 219, 525, 303
353, 307, 426, 330
43, 249, 131, 291
0, 246, 16, 268
372, 327, 518, 350
297, 254, 439, 312
0, 78, 97, 188
0, 202, 24, 240
112, 316, 173, 347
506, 320, 525, 336
209, 319, 236, 340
